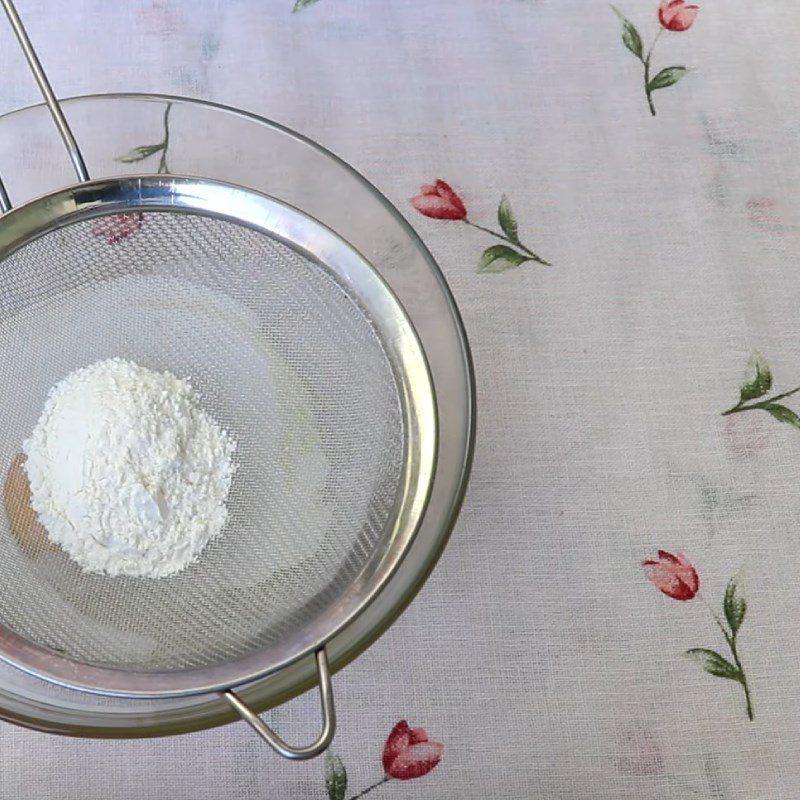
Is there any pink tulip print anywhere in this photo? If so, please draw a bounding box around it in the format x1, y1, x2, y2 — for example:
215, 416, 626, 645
91, 213, 145, 245
642, 550, 699, 601
411, 181, 468, 221
612, 1, 699, 116
411, 179, 551, 273
325, 720, 444, 800
658, 0, 699, 31
643, 551, 753, 720
382, 721, 444, 780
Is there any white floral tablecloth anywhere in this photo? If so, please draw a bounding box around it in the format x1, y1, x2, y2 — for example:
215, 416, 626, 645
0, 0, 798, 797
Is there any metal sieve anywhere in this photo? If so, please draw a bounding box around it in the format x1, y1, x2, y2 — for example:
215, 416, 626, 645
0, 0, 438, 759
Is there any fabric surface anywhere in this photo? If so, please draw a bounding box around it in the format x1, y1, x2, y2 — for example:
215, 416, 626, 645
0, 0, 798, 797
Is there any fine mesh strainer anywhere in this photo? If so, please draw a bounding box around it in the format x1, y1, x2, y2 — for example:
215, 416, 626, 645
0, 0, 438, 759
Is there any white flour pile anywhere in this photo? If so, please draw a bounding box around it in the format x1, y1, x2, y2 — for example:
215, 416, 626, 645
22, 358, 236, 578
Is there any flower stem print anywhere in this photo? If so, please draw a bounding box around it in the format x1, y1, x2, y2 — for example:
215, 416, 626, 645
116, 102, 173, 175
612, 1, 699, 116
411, 180, 551, 273
293, 0, 322, 9
722, 351, 800, 431
643, 551, 754, 721
325, 720, 444, 800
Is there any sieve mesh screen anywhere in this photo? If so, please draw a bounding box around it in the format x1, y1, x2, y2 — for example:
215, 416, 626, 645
0, 210, 405, 672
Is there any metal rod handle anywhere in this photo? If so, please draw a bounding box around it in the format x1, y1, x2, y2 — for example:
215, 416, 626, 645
0, 179, 10, 214
222, 648, 336, 761
0, 0, 88, 210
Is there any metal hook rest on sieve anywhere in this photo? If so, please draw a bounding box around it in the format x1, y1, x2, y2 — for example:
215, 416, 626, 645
223, 649, 335, 760
0, 0, 338, 761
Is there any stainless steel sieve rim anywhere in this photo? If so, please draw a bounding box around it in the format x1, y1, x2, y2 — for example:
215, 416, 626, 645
0, 173, 438, 701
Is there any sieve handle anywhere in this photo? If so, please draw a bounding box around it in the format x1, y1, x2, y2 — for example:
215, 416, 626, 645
221, 648, 336, 760
0, 0, 89, 211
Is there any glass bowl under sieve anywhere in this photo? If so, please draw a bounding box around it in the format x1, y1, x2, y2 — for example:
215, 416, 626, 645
0, 93, 475, 739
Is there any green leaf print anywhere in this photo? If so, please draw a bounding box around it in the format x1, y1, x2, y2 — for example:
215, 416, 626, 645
739, 351, 772, 402
115, 102, 173, 174
497, 195, 521, 246
611, 7, 643, 60
685, 649, 742, 682
325, 752, 347, 800
647, 66, 688, 92
116, 143, 165, 163
723, 575, 746, 635
763, 403, 800, 430
478, 245, 531, 274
